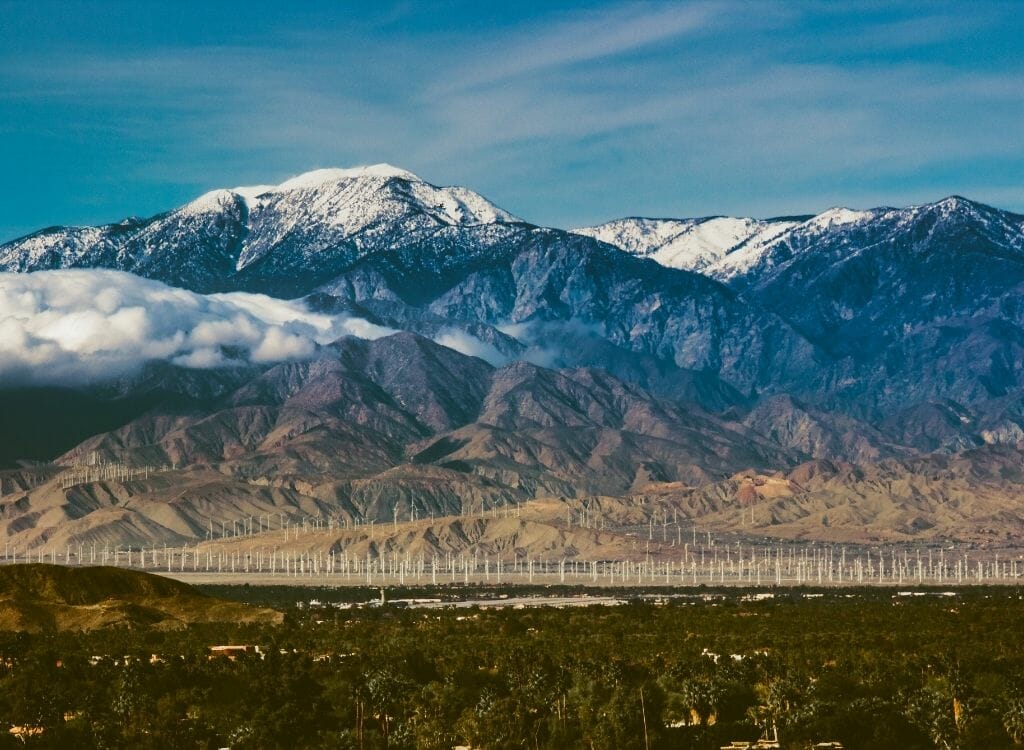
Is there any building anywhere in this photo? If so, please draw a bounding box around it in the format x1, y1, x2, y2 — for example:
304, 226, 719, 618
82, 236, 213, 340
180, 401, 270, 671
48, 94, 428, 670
207, 645, 262, 660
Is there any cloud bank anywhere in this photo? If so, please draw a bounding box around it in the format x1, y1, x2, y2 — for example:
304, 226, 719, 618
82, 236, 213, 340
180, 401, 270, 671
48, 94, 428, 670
0, 270, 395, 386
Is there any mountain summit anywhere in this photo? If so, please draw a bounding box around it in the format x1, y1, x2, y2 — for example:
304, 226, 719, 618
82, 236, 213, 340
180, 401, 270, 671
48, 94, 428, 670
0, 165, 518, 294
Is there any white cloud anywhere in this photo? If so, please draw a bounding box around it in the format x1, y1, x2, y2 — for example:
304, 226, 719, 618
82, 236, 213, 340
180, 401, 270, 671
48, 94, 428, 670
496, 319, 604, 368
251, 327, 317, 362
442, 3, 714, 91
432, 328, 509, 366
172, 347, 225, 369
337, 317, 398, 341
0, 270, 394, 386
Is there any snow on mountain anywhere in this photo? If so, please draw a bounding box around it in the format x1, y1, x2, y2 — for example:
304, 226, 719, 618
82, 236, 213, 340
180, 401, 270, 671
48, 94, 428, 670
275, 164, 418, 189
571, 217, 701, 255
804, 206, 880, 230
0, 226, 113, 272
230, 184, 276, 202
574, 198, 1024, 285
228, 163, 516, 229
0, 165, 520, 294
226, 165, 522, 288
572, 215, 801, 276
702, 221, 804, 280
657, 217, 799, 273
176, 189, 244, 218
720, 197, 1024, 290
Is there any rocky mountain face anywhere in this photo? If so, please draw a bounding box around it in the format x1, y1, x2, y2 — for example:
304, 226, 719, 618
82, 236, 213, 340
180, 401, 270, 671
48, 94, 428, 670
65, 335, 794, 496
578, 197, 1024, 419
314, 226, 819, 396
745, 198, 1024, 417
3, 166, 1024, 549
0, 167, 819, 400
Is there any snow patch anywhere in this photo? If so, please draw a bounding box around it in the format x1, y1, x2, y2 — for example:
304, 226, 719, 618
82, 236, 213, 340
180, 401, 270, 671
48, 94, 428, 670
273, 164, 419, 192
176, 189, 238, 218
230, 184, 275, 203
806, 207, 877, 229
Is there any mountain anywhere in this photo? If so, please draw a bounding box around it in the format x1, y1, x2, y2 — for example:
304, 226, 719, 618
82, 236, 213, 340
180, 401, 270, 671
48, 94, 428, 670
0, 170, 819, 399
740, 393, 907, 464
0, 165, 519, 295
33, 172, 1022, 424
0, 364, 264, 469
4, 166, 1024, 550
312, 226, 818, 396
576, 198, 1024, 293
583, 197, 1024, 418
0, 564, 281, 631
745, 198, 1024, 417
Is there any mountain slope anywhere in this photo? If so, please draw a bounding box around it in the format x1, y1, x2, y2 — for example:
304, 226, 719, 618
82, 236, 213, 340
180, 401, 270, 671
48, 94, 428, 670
582, 198, 1024, 417
316, 226, 818, 396
0, 333, 800, 550
4, 168, 1024, 549
662, 446, 1024, 544
747, 198, 1024, 416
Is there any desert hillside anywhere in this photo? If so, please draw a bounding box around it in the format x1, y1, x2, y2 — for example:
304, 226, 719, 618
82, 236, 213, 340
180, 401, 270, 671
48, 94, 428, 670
0, 564, 281, 632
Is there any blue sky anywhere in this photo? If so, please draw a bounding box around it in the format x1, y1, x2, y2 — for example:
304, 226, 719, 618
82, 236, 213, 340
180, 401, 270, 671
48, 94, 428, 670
1, 0, 1022, 241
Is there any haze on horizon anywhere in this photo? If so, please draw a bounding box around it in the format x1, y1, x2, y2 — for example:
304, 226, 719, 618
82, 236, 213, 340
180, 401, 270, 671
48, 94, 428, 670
1, 0, 1022, 242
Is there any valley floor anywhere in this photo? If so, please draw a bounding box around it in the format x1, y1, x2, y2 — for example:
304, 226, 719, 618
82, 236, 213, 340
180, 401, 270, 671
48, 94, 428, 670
2, 582, 1023, 749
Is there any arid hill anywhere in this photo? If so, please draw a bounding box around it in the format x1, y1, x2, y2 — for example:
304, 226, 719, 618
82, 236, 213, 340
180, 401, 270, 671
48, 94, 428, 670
0, 564, 281, 631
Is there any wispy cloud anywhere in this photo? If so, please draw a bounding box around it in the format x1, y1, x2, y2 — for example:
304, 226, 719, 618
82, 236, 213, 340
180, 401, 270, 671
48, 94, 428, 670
440, 3, 717, 91
0, 0, 1022, 237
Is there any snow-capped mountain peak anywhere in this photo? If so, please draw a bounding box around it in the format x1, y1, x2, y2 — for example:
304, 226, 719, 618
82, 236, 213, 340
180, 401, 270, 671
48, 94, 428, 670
222, 163, 517, 226
225, 165, 421, 209
909, 195, 1016, 227
571, 216, 700, 255
0, 164, 522, 292
230, 184, 276, 202
178, 189, 243, 217
574, 198, 1024, 285
228, 164, 519, 273
805, 206, 880, 229
240, 164, 421, 197
923, 195, 978, 213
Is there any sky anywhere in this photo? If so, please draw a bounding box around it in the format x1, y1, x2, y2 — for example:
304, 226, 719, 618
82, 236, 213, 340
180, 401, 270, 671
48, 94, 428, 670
1, 0, 1022, 242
